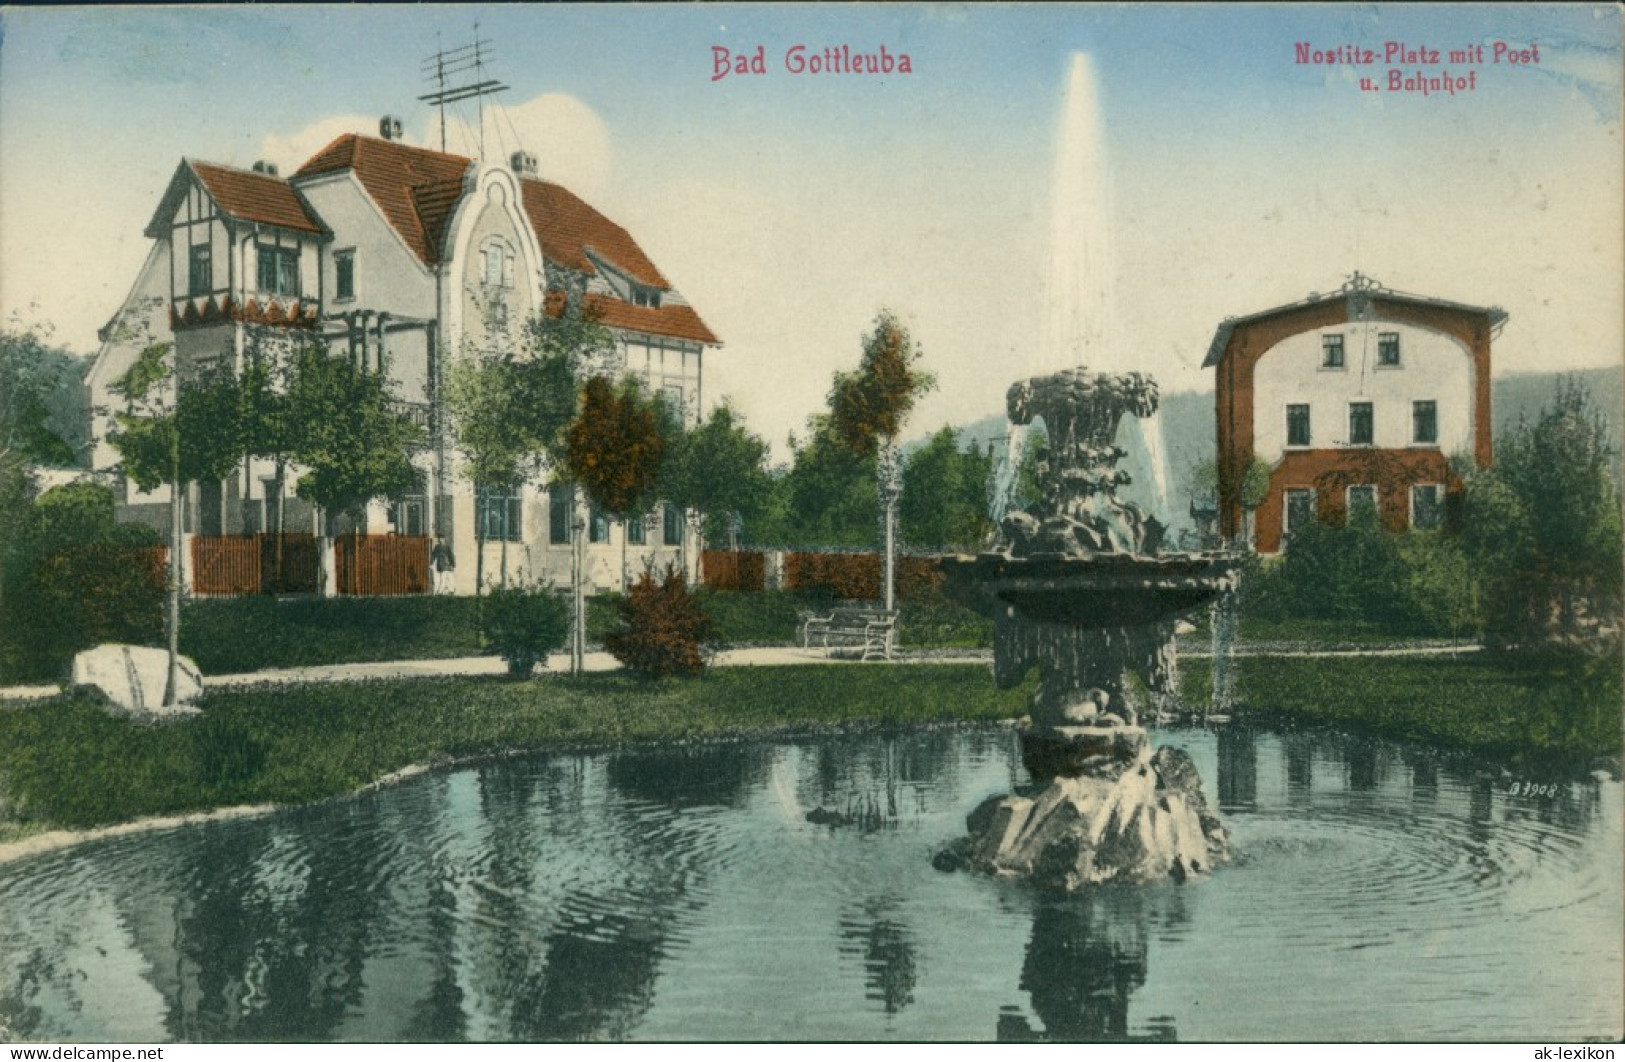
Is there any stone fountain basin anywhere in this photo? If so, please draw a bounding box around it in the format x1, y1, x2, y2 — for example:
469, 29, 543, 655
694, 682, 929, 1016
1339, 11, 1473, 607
940, 552, 1240, 628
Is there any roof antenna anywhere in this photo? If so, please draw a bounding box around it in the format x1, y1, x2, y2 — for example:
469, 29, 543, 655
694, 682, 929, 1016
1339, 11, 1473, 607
420, 25, 509, 158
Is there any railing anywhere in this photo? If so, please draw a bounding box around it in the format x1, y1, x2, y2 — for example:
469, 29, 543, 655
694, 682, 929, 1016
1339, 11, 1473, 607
388, 400, 433, 437
335, 534, 430, 596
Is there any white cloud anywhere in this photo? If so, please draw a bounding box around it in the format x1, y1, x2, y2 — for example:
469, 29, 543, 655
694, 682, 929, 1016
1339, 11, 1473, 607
258, 114, 400, 174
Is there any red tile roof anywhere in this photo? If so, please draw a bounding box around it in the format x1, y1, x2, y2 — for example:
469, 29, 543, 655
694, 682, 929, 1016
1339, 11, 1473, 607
295, 135, 469, 263
583, 294, 719, 346
519, 178, 668, 289
289, 133, 716, 345
190, 162, 324, 234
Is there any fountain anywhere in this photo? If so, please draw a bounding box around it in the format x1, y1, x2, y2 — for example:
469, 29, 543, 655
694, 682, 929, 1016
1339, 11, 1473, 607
936, 367, 1241, 890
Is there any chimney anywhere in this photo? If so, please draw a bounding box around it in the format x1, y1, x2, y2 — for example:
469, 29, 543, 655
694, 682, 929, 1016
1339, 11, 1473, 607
252, 160, 279, 177
510, 150, 538, 178
380, 115, 404, 141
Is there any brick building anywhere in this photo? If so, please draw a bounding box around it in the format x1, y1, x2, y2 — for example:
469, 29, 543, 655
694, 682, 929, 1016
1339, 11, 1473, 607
1205, 273, 1505, 553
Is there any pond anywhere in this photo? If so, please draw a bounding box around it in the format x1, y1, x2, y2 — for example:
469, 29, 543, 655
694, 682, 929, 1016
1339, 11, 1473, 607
0, 725, 1619, 1042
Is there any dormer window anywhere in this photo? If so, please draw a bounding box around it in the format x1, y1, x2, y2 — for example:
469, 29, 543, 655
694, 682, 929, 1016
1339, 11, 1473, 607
257, 245, 299, 297
632, 285, 662, 308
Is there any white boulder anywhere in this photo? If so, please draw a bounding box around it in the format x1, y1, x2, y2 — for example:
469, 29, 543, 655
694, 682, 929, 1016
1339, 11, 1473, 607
71, 644, 203, 717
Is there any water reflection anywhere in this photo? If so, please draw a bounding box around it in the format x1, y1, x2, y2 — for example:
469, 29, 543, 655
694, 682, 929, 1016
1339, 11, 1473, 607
0, 724, 1617, 1042
837, 897, 919, 1017
998, 889, 1176, 1043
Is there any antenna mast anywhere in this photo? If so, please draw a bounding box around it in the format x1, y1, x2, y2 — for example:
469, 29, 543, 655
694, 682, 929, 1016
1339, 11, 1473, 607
419, 25, 510, 157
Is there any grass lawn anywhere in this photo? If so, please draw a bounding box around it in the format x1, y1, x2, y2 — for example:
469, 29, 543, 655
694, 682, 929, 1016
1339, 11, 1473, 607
1181, 651, 1623, 766
0, 664, 1033, 832
3, 637, 1615, 841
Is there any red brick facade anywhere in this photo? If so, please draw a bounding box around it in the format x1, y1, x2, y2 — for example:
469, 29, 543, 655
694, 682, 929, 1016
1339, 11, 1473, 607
1209, 284, 1500, 552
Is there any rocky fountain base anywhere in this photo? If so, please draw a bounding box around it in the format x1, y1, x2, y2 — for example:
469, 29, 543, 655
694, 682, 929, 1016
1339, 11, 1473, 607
935, 367, 1238, 890
936, 728, 1229, 890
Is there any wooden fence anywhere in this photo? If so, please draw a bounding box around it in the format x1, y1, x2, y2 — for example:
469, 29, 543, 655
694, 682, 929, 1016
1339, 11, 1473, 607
191, 535, 262, 596
335, 534, 430, 596
189, 534, 319, 595
699, 550, 767, 592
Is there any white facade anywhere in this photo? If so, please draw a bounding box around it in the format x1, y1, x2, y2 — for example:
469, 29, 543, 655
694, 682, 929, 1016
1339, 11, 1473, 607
1251, 319, 1475, 465
87, 131, 718, 596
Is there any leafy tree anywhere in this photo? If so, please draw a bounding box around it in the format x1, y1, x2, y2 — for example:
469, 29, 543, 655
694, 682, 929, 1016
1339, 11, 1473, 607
901, 427, 994, 553
661, 401, 774, 550
106, 343, 247, 704
285, 344, 423, 521
1, 319, 77, 471
1464, 378, 1623, 645
565, 375, 666, 518
828, 311, 935, 609
783, 417, 880, 549
446, 354, 529, 600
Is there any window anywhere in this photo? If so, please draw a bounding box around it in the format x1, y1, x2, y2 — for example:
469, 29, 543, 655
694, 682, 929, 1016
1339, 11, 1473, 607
1378, 332, 1401, 367
1348, 401, 1374, 446
1285, 488, 1316, 536
632, 286, 662, 308
1411, 484, 1443, 531
391, 495, 425, 537
1346, 484, 1378, 521
1412, 400, 1438, 445
484, 246, 503, 287
549, 488, 572, 545
1286, 404, 1311, 447
663, 502, 684, 546
662, 385, 685, 424
628, 512, 647, 545
257, 245, 300, 296
589, 506, 610, 544
188, 244, 212, 297
1322, 334, 1345, 369
335, 250, 355, 301
476, 485, 522, 542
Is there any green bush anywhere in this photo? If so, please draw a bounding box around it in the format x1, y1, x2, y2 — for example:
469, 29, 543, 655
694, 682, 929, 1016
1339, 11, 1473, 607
7, 541, 167, 681
482, 581, 570, 677
604, 565, 713, 677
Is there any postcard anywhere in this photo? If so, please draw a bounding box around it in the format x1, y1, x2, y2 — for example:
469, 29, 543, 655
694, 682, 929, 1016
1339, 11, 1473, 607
0, 2, 1620, 1048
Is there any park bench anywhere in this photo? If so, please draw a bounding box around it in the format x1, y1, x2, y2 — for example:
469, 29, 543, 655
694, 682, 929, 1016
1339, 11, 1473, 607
799, 605, 897, 661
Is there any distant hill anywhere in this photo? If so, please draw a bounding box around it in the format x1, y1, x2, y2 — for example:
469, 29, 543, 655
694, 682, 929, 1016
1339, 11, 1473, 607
914, 365, 1623, 534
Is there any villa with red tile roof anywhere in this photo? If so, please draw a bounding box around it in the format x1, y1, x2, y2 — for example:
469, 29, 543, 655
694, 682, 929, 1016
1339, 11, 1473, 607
87, 120, 719, 595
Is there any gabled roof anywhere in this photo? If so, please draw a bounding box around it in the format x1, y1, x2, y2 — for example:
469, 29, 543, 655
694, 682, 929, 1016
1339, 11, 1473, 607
1204, 275, 1508, 368
294, 135, 470, 264
144, 160, 325, 238
519, 178, 668, 289
291, 133, 715, 344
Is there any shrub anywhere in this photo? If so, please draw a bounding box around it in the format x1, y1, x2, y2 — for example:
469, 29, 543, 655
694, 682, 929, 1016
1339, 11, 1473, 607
604, 564, 713, 677
8, 541, 166, 680
482, 581, 570, 677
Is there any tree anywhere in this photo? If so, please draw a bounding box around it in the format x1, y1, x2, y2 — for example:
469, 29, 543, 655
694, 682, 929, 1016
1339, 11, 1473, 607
565, 375, 666, 518
782, 418, 879, 549
285, 344, 423, 522
901, 426, 994, 553
446, 354, 528, 602
107, 343, 247, 704
661, 401, 774, 551
828, 311, 935, 610
1464, 378, 1623, 645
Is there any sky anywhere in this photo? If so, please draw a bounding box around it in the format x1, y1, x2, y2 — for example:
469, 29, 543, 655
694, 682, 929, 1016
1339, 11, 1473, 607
1, 3, 1620, 459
